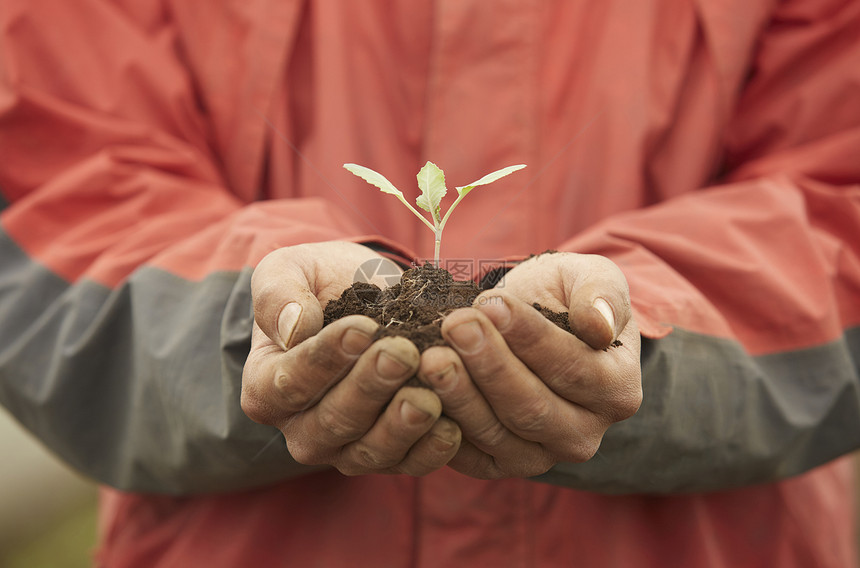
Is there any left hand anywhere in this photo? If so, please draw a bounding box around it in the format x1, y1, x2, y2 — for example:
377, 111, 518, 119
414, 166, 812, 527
242, 242, 461, 477
418, 252, 642, 479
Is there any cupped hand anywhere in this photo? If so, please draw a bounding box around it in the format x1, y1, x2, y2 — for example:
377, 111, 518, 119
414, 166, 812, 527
241, 241, 461, 476
418, 252, 641, 479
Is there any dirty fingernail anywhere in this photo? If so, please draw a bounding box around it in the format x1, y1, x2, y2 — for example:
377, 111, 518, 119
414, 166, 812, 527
277, 302, 302, 349
447, 320, 484, 352
342, 327, 373, 355
377, 350, 411, 378
401, 399, 433, 425
593, 298, 616, 338
427, 364, 457, 393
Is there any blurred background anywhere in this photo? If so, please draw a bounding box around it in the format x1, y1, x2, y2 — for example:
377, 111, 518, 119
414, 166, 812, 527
1, 405, 860, 567
0, 408, 97, 568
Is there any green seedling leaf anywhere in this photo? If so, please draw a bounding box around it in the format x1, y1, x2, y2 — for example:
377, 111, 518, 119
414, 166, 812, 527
343, 163, 404, 197
344, 162, 435, 232
345, 160, 526, 267
455, 164, 527, 197
415, 161, 447, 224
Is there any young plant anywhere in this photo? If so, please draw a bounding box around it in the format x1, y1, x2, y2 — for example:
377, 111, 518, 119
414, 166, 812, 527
343, 161, 526, 267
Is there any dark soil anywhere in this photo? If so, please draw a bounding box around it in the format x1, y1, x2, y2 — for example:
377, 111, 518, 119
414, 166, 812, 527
323, 264, 622, 356
323, 264, 477, 352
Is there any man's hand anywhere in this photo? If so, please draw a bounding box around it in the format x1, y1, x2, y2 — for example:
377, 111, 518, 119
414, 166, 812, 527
418, 252, 641, 479
242, 241, 461, 476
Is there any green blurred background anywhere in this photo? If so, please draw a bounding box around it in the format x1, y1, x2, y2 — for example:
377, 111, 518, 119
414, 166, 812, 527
0, 409, 97, 568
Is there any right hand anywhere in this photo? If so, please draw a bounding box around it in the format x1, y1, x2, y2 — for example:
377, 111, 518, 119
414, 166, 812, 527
241, 241, 462, 476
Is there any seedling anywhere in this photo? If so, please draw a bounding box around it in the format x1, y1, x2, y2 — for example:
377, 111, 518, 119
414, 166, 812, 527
343, 161, 526, 267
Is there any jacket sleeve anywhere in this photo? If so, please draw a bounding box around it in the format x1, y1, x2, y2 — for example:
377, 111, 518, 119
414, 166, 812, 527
0, 1, 387, 494
538, 0, 860, 493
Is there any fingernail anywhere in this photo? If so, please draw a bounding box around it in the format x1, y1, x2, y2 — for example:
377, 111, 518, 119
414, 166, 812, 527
447, 320, 484, 352
401, 399, 432, 425
478, 295, 510, 329
427, 364, 457, 393
432, 421, 460, 451
593, 298, 616, 338
342, 327, 373, 355
432, 434, 456, 452
277, 302, 302, 349
376, 350, 410, 378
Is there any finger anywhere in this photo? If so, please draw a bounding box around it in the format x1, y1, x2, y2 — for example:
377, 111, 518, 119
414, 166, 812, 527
420, 346, 554, 476
340, 393, 462, 477
252, 247, 325, 349
441, 307, 605, 460
395, 417, 462, 477
241, 315, 378, 425
285, 335, 420, 465
474, 292, 642, 422
446, 438, 554, 479
446, 439, 503, 480
337, 387, 445, 475
500, 252, 631, 350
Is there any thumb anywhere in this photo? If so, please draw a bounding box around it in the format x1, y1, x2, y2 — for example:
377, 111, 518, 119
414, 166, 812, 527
564, 256, 631, 350
251, 248, 325, 350
569, 294, 618, 350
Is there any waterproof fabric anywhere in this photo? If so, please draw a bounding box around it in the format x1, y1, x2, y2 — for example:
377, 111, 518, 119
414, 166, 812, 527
2, 0, 860, 566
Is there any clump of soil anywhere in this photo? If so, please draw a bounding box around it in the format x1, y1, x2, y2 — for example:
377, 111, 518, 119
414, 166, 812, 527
323, 264, 622, 355
323, 264, 478, 352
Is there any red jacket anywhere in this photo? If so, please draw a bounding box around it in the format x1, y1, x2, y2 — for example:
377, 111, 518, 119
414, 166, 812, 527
2, 0, 860, 566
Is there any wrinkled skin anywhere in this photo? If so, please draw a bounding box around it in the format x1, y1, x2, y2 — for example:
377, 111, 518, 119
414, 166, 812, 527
241, 241, 641, 478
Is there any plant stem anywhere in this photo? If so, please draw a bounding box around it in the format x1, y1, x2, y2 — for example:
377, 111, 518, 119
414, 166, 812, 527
439, 193, 466, 231
397, 195, 436, 231
434, 231, 442, 267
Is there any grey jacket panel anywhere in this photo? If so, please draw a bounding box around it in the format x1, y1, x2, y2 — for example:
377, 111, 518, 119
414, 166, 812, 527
0, 231, 310, 494
540, 326, 860, 494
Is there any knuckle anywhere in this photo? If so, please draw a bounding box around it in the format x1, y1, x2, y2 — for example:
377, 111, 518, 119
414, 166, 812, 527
239, 391, 269, 424
530, 455, 557, 476
506, 453, 555, 478
286, 440, 323, 466
449, 448, 504, 480
354, 367, 399, 400
604, 376, 643, 423
355, 446, 396, 470
559, 434, 603, 464
575, 437, 603, 462
239, 374, 278, 424
334, 450, 385, 476
465, 351, 508, 384
585, 253, 623, 278
305, 335, 335, 367
355, 384, 398, 409
614, 386, 643, 421
471, 420, 510, 450
271, 372, 311, 411
395, 428, 460, 477
507, 398, 553, 435
317, 405, 363, 443
250, 274, 280, 306
250, 251, 278, 295
545, 355, 587, 392
305, 334, 353, 376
